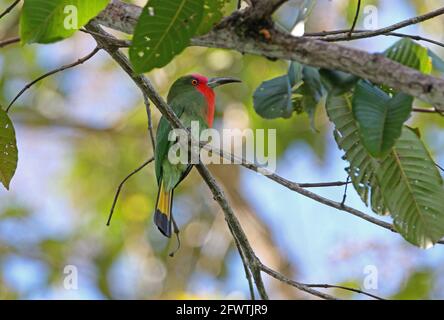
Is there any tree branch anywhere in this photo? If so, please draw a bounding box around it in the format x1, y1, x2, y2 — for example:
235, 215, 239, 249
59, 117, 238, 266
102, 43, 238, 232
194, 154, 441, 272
94, 0, 444, 111
0, 36, 19, 48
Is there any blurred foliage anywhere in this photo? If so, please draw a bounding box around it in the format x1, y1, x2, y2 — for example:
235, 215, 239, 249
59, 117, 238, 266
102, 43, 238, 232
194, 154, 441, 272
0, 0, 443, 300
392, 270, 434, 300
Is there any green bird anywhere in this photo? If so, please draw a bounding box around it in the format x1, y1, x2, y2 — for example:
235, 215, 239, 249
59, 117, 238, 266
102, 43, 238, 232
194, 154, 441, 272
154, 74, 241, 237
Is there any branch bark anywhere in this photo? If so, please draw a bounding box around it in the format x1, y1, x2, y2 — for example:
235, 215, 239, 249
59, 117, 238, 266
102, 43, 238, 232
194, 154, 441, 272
94, 0, 444, 111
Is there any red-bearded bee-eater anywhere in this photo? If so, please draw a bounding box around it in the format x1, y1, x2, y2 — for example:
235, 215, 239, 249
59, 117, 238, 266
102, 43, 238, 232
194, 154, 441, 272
154, 74, 241, 237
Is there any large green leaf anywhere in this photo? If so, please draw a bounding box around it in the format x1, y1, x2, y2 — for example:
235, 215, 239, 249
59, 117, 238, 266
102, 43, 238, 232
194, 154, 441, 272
129, 0, 204, 73
352, 81, 413, 158
327, 93, 444, 247
0, 109, 18, 190
20, 0, 109, 44
253, 62, 303, 119
385, 38, 432, 74
326, 93, 387, 215
377, 127, 444, 248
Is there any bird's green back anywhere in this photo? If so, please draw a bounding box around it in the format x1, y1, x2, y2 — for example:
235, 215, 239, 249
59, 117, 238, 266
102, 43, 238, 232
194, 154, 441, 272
154, 87, 210, 189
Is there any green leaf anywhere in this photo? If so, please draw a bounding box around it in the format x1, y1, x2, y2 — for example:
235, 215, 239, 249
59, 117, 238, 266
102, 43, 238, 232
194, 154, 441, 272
253, 75, 294, 119
352, 81, 413, 158
377, 127, 444, 248
288, 61, 304, 86
130, 0, 204, 74
20, 0, 110, 44
384, 38, 432, 74
252, 61, 326, 123
196, 0, 230, 35
253, 62, 303, 119
319, 69, 359, 96
273, 0, 316, 33
0, 108, 18, 190
328, 93, 444, 248
293, 66, 325, 130
326, 93, 388, 215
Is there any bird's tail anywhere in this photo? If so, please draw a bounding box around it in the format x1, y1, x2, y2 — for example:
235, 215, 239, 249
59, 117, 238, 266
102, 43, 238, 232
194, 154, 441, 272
154, 180, 173, 237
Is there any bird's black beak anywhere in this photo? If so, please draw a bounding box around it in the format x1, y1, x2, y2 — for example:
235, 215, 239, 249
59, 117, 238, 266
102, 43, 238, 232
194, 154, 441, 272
207, 77, 242, 88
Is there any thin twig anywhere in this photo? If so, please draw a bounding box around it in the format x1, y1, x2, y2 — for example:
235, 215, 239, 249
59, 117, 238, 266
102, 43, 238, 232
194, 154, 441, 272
436, 162, 444, 173
341, 175, 350, 207
169, 216, 181, 257
0, 0, 20, 20
315, 6, 444, 42
348, 0, 361, 38
6, 47, 101, 113
0, 36, 20, 48
228, 223, 255, 300
299, 181, 350, 188
260, 264, 337, 300
307, 29, 444, 48
413, 107, 443, 115
106, 158, 154, 226
304, 283, 385, 300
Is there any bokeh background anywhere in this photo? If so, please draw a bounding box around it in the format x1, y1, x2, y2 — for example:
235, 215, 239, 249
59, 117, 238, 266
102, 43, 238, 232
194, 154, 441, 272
1, 0, 444, 299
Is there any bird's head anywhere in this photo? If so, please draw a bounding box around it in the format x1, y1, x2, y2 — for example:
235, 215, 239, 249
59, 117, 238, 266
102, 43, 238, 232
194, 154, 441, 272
167, 74, 241, 102
167, 74, 241, 127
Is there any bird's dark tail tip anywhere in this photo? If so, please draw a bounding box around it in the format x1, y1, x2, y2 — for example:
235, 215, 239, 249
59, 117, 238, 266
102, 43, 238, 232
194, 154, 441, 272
154, 180, 173, 238
154, 209, 172, 238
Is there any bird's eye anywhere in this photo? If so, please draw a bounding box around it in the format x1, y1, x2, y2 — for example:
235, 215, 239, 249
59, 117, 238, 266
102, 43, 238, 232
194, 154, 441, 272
191, 79, 198, 86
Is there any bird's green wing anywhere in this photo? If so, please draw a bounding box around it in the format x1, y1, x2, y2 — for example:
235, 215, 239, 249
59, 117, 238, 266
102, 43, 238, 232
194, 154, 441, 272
154, 103, 184, 184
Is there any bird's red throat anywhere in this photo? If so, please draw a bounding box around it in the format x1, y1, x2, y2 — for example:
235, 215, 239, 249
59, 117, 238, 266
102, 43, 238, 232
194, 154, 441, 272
192, 74, 215, 128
